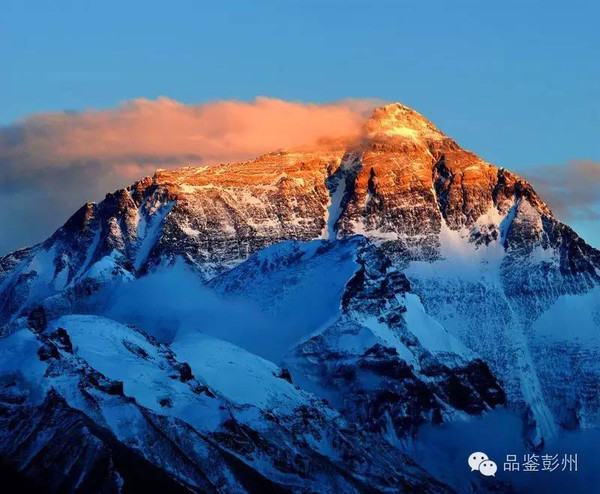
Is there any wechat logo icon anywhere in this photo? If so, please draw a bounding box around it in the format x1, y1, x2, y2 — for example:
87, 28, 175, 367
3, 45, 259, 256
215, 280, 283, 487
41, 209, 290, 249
469, 451, 497, 477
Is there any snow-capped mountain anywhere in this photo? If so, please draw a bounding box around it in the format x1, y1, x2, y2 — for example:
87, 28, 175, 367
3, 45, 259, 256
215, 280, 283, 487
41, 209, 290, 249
1, 103, 598, 492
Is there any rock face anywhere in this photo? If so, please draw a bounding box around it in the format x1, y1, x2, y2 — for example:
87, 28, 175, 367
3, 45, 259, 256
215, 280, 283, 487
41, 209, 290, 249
0, 102, 599, 491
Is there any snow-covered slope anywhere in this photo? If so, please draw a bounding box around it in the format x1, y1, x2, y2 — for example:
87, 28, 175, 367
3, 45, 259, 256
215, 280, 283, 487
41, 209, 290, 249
0, 315, 453, 493
403, 203, 600, 444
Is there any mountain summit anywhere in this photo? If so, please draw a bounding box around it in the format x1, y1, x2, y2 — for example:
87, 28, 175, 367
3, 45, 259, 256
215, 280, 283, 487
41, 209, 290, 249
1, 103, 599, 493
365, 103, 447, 141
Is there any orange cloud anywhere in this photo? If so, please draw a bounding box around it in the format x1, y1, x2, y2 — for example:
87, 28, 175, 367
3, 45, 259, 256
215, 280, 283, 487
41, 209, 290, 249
0, 97, 380, 254
2, 97, 377, 168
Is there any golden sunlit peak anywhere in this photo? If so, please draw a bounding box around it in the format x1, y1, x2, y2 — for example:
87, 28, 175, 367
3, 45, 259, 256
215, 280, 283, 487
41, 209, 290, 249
365, 103, 445, 141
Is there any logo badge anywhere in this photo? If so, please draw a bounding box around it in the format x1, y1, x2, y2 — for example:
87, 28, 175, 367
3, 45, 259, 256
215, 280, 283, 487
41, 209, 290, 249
469, 451, 497, 477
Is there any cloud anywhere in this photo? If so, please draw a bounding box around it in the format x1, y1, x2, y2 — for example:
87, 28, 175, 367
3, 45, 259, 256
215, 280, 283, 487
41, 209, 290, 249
0, 97, 380, 254
523, 160, 600, 222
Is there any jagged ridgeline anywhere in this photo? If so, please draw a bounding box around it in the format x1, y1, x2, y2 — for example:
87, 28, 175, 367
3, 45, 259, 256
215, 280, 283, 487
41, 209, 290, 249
0, 104, 599, 493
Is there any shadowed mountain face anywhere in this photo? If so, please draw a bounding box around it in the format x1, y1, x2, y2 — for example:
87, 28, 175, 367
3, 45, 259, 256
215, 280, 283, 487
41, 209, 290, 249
0, 103, 598, 492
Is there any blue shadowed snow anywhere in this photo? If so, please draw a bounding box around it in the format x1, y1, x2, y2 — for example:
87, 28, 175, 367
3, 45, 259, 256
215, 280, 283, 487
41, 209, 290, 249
102, 239, 362, 362
209, 238, 363, 360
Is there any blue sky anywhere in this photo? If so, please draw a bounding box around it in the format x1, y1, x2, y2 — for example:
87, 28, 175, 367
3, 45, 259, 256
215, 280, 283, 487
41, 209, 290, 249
1, 0, 598, 248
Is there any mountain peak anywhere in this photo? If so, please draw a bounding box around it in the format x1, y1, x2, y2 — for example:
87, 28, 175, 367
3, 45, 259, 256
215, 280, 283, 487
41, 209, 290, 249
365, 102, 446, 142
